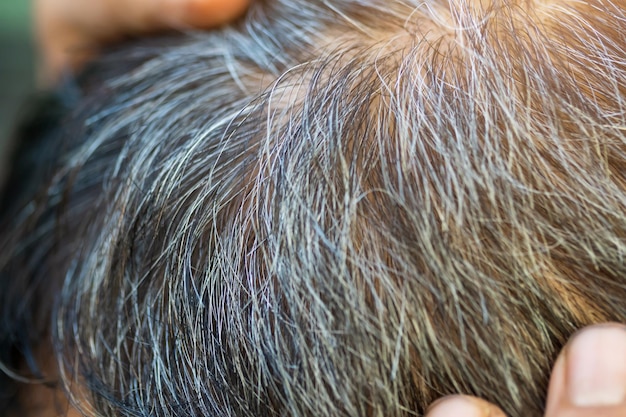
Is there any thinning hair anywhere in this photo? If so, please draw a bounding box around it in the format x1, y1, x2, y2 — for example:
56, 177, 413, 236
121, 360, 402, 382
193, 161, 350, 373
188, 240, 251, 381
1, 0, 626, 415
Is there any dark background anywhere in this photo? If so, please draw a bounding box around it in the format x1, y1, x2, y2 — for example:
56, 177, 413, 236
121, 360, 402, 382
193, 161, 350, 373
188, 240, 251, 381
0, 1, 35, 187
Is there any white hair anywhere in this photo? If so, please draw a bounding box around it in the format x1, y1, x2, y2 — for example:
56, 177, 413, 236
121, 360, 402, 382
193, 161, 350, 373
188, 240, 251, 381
1, 0, 626, 415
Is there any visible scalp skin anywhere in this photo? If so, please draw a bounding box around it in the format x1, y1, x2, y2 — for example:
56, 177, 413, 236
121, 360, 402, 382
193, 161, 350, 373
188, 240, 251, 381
1, 0, 626, 416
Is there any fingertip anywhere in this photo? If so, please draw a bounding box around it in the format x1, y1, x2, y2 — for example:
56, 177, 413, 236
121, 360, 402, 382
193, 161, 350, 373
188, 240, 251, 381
426, 395, 506, 417
119, 0, 250, 35
545, 323, 626, 417
179, 0, 250, 27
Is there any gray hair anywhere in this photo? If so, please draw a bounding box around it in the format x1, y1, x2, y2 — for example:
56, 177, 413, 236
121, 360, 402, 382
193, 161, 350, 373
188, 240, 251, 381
1, 0, 626, 415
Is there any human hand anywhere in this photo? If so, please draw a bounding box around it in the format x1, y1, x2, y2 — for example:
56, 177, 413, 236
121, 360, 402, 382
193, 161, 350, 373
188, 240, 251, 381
426, 324, 626, 417
34, 0, 249, 84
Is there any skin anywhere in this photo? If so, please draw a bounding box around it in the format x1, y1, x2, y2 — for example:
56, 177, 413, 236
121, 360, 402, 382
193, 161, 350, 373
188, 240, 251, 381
34, 0, 250, 84
426, 324, 626, 417
34, 3, 625, 417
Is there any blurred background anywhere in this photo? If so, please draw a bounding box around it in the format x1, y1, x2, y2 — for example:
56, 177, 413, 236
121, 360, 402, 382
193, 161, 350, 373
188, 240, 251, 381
0, 0, 35, 186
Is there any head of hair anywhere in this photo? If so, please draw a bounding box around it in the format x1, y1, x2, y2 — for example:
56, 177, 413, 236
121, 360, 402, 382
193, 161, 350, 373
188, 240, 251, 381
1, 0, 626, 416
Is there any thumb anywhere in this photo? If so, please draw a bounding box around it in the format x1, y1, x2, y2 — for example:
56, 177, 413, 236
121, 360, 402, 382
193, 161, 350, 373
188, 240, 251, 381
545, 324, 626, 417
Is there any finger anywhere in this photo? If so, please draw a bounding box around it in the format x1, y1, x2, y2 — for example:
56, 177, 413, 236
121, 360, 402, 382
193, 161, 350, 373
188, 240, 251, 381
545, 323, 626, 417
167, 0, 250, 29
35, 0, 250, 84
426, 395, 507, 417
104, 0, 250, 35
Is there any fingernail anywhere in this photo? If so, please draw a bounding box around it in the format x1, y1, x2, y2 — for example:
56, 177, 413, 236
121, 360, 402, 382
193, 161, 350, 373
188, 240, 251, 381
566, 326, 626, 407
426, 396, 489, 417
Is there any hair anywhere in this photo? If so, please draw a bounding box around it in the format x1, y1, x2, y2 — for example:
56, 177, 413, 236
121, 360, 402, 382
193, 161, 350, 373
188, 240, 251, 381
1, 0, 626, 415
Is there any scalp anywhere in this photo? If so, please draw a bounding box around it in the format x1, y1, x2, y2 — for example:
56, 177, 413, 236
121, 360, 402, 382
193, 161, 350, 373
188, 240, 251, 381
1, 0, 626, 416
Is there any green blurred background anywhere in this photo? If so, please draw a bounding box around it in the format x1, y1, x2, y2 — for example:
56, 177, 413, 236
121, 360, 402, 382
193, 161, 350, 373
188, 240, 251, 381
0, 0, 34, 186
